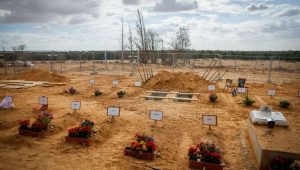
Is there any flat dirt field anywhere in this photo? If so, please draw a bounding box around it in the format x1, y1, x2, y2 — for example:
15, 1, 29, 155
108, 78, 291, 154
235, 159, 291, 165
0, 61, 299, 170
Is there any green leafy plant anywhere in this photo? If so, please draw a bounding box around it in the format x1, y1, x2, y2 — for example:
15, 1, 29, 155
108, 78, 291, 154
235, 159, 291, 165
117, 90, 126, 98
209, 93, 218, 102
243, 95, 256, 106
94, 89, 102, 96
279, 100, 290, 108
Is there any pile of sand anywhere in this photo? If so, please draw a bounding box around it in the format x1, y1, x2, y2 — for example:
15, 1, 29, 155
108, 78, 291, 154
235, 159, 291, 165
2, 69, 68, 82
145, 71, 209, 92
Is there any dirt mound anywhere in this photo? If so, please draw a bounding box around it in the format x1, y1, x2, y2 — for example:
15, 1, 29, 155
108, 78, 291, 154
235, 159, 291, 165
4, 69, 68, 82
145, 71, 209, 92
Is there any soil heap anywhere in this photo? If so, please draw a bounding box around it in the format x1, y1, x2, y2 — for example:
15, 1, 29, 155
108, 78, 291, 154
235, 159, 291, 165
145, 71, 209, 92
1, 69, 68, 82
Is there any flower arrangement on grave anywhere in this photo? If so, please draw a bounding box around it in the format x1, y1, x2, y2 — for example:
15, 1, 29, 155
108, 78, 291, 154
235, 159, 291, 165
209, 93, 218, 102
66, 119, 94, 145
269, 156, 294, 170
279, 99, 290, 108
124, 133, 157, 160
243, 95, 256, 106
188, 141, 222, 164
18, 112, 54, 136
94, 89, 102, 96
117, 90, 126, 98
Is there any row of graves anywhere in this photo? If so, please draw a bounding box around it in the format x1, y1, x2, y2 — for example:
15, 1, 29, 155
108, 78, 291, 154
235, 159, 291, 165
1, 77, 300, 170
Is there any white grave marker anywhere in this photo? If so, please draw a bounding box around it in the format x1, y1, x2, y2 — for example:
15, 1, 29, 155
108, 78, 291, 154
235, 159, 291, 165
268, 89, 276, 97
107, 107, 120, 117
89, 79, 95, 85
134, 81, 142, 87
238, 87, 247, 93
208, 85, 215, 91
112, 80, 119, 86
202, 115, 217, 130
39, 96, 48, 105
71, 101, 81, 112
149, 110, 163, 123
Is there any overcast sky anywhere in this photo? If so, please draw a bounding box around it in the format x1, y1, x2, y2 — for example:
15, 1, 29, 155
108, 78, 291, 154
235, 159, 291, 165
0, 0, 300, 51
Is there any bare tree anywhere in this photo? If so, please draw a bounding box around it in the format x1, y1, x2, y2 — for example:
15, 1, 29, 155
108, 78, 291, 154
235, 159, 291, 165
135, 9, 147, 51
146, 30, 160, 51
127, 25, 134, 54
170, 26, 191, 50
12, 44, 26, 74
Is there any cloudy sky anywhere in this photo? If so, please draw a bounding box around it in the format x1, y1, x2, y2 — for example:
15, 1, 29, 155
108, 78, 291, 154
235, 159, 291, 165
0, 0, 300, 51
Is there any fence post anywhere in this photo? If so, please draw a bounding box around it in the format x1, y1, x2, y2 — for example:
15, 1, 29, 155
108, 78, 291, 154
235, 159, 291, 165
92, 52, 95, 73
172, 53, 175, 73
79, 52, 82, 72
267, 57, 273, 83
105, 51, 108, 70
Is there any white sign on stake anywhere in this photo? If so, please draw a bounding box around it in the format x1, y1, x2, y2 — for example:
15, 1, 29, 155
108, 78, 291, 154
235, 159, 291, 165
71, 101, 81, 110
202, 115, 217, 130
134, 81, 142, 87
208, 85, 215, 91
150, 110, 163, 121
107, 107, 120, 117
238, 87, 246, 93
112, 80, 119, 86
268, 89, 276, 97
89, 79, 95, 84
39, 96, 48, 105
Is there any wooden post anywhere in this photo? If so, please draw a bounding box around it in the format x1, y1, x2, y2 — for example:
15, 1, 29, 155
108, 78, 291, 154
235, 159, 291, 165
172, 53, 175, 73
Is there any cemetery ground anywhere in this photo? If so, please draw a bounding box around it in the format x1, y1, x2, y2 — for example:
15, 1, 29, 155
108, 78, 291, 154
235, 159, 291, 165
0, 61, 299, 170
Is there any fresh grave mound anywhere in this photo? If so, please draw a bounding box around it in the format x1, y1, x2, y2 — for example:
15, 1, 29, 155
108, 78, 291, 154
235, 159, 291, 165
145, 71, 209, 92
3, 69, 68, 82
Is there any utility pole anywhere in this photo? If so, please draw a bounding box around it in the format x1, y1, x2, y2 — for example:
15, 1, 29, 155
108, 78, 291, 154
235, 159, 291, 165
121, 15, 124, 71
3, 46, 7, 75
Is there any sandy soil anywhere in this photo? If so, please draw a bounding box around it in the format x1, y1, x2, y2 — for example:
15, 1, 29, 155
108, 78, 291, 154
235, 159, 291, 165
0, 63, 299, 170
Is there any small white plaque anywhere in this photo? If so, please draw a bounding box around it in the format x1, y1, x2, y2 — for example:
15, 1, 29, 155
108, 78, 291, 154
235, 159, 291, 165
238, 87, 246, 93
202, 115, 217, 126
150, 110, 163, 121
112, 80, 119, 85
268, 89, 276, 96
39, 96, 48, 105
71, 101, 81, 110
134, 81, 142, 87
107, 107, 120, 117
208, 85, 215, 91
89, 79, 95, 84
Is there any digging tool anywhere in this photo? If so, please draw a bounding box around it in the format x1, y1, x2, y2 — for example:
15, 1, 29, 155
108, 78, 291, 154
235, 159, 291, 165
203, 58, 218, 80
207, 70, 218, 81
202, 58, 215, 79
213, 71, 228, 85
137, 65, 145, 83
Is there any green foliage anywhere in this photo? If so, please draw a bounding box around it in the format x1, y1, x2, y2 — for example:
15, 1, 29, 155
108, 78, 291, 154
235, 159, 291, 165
94, 89, 102, 96
117, 90, 126, 98
243, 95, 256, 106
279, 100, 290, 108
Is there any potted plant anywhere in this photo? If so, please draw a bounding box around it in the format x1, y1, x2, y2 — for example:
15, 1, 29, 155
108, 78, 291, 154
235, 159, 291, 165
94, 89, 102, 96
124, 133, 157, 160
188, 141, 225, 170
243, 95, 256, 106
117, 90, 126, 98
65, 119, 94, 145
209, 93, 218, 102
18, 112, 53, 138
279, 100, 290, 108
269, 156, 294, 170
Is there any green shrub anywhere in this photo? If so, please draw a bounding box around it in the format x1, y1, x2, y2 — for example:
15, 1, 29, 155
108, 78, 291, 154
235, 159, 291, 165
94, 89, 102, 96
279, 100, 290, 108
117, 90, 126, 98
243, 95, 256, 106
